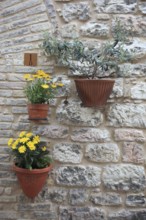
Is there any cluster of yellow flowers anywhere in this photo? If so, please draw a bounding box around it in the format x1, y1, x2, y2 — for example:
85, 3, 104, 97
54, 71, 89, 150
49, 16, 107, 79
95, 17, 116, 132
24, 70, 64, 89
8, 131, 46, 154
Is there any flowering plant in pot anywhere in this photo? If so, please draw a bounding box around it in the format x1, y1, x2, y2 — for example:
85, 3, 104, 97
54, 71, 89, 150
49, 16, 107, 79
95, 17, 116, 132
42, 19, 133, 108
8, 131, 53, 199
24, 69, 63, 120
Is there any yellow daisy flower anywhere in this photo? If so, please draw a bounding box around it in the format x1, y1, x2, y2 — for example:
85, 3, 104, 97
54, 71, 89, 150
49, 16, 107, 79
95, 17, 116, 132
26, 133, 33, 138
24, 74, 31, 80
33, 136, 40, 144
19, 137, 29, 143
27, 141, 36, 151
19, 131, 26, 138
57, 83, 64, 87
18, 145, 26, 153
41, 84, 49, 89
42, 146, 46, 151
51, 84, 57, 88
8, 138, 13, 146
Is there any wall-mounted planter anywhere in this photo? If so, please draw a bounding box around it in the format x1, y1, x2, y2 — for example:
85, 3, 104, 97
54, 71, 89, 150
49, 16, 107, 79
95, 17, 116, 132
74, 79, 115, 108
27, 104, 49, 120
13, 164, 52, 199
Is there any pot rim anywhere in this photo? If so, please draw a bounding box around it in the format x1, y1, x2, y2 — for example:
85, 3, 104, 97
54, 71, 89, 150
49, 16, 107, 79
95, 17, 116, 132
12, 164, 53, 174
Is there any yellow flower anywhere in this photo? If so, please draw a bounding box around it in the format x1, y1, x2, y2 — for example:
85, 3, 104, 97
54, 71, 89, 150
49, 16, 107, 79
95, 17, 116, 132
11, 139, 19, 149
27, 141, 36, 151
41, 84, 49, 89
33, 136, 40, 144
51, 84, 57, 88
26, 133, 33, 138
19, 137, 29, 143
57, 83, 64, 87
8, 138, 13, 146
18, 145, 26, 153
24, 74, 31, 80
42, 146, 46, 151
19, 131, 26, 138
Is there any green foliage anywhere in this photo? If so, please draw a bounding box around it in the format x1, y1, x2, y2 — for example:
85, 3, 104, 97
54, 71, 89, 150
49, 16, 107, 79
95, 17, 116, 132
42, 19, 133, 79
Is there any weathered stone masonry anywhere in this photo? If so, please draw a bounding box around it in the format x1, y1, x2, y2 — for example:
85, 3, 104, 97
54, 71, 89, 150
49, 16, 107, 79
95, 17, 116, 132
0, 0, 146, 219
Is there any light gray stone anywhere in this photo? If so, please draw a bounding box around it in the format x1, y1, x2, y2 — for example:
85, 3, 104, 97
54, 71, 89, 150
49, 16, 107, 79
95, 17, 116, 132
110, 79, 123, 98
103, 164, 146, 191
122, 142, 144, 164
60, 23, 79, 38
60, 206, 105, 220
61, 3, 90, 22
71, 128, 110, 142
1, 0, 42, 17
55, 166, 101, 187
43, 188, 67, 203
85, 143, 120, 162
80, 21, 109, 37
33, 125, 69, 139
125, 38, 146, 60
0, 211, 17, 219
139, 3, 146, 14
108, 210, 146, 220
57, 99, 103, 126
126, 194, 146, 207
53, 143, 83, 163
93, 0, 137, 13
90, 192, 122, 206
114, 129, 145, 142
131, 82, 146, 99
108, 104, 146, 128
0, 114, 14, 122
112, 15, 146, 37
69, 189, 88, 205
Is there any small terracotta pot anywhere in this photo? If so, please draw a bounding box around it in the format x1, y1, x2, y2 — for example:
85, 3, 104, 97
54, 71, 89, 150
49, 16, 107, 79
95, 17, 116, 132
74, 79, 115, 108
13, 164, 52, 199
27, 104, 49, 120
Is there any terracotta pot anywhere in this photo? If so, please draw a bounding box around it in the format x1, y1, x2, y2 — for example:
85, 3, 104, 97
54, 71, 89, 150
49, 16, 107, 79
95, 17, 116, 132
13, 164, 52, 199
27, 104, 49, 120
74, 79, 115, 107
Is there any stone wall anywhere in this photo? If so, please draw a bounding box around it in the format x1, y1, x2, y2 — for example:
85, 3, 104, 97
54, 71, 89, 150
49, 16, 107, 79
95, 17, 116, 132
0, 0, 146, 219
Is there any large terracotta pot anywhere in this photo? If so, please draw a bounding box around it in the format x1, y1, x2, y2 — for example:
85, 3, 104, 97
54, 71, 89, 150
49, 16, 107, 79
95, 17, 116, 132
27, 104, 49, 120
74, 79, 115, 108
13, 164, 52, 199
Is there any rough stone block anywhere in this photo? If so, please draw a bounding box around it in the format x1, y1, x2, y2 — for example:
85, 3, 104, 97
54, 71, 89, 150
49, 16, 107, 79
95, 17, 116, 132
110, 79, 123, 98
57, 99, 103, 126
43, 188, 67, 203
55, 166, 101, 187
71, 128, 110, 142
139, 3, 146, 14
53, 143, 83, 163
93, 0, 137, 13
60, 24, 79, 38
122, 142, 144, 164
60, 3, 90, 22
108, 210, 146, 220
90, 192, 122, 206
131, 82, 146, 99
69, 189, 88, 205
59, 206, 105, 220
126, 194, 146, 207
103, 164, 146, 192
108, 104, 146, 128
85, 143, 120, 162
80, 21, 109, 37
33, 125, 69, 139
114, 129, 145, 142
